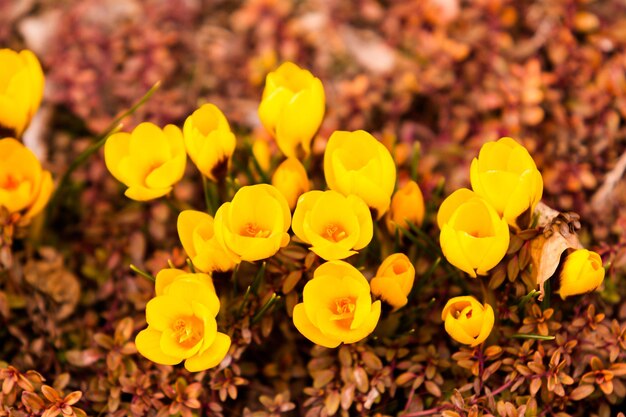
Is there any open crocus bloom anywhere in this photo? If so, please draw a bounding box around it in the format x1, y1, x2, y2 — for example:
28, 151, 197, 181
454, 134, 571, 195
291, 190, 372, 260
213, 184, 291, 263
136, 270, 230, 372
292, 261, 381, 348
104, 122, 186, 201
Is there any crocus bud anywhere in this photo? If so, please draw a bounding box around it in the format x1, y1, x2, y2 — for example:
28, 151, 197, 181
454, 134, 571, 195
437, 189, 510, 277
258, 62, 325, 158
0, 49, 44, 137
386, 180, 425, 234
183, 103, 236, 182
559, 249, 605, 299
324, 130, 396, 219
0, 138, 53, 224
470, 137, 543, 228
272, 158, 310, 210
371, 253, 415, 309
442, 296, 494, 347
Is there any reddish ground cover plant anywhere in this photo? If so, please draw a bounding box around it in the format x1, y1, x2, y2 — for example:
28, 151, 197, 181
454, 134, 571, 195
2, 1, 626, 416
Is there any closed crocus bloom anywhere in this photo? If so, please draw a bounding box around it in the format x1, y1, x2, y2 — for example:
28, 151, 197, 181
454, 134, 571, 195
272, 158, 310, 210
153, 268, 216, 297
470, 137, 543, 228
104, 122, 186, 201
0, 138, 53, 223
258, 62, 325, 158
559, 249, 605, 299
437, 188, 509, 277
386, 180, 425, 234
252, 139, 272, 173
214, 184, 291, 263
177, 210, 236, 273
0, 49, 44, 137
293, 261, 381, 348
442, 296, 494, 347
324, 130, 396, 219
136, 271, 231, 372
292, 190, 373, 261
183, 104, 236, 181
370, 253, 415, 309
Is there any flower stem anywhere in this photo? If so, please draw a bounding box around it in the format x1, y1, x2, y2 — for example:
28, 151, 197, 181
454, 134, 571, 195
129, 264, 155, 282
202, 175, 215, 215
511, 333, 555, 340
251, 293, 280, 324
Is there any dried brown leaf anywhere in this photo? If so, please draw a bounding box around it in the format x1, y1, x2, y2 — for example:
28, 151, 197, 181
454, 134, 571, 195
530, 227, 582, 299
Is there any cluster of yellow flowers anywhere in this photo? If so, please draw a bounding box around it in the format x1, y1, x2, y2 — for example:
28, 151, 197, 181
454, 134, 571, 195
107, 62, 426, 370
0, 49, 52, 226
438, 138, 605, 347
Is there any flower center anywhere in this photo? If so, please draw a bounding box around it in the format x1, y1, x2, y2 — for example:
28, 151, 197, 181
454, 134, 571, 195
241, 223, 271, 238
330, 297, 356, 329
450, 302, 472, 319
1, 174, 20, 190
172, 316, 204, 348
323, 224, 347, 242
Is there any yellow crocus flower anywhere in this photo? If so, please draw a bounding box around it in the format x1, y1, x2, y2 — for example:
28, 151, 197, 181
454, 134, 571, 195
437, 188, 510, 277
441, 296, 494, 347
0, 138, 53, 224
324, 130, 396, 219
292, 261, 381, 348
271, 158, 310, 210
0, 49, 44, 137
559, 249, 605, 299
291, 190, 372, 261
177, 210, 236, 273
136, 269, 230, 372
183, 103, 236, 181
213, 184, 291, 263
258, 62, 325, 158
371, 253, 415, 309
470, 137, 543, 228
104, 122, 186, 201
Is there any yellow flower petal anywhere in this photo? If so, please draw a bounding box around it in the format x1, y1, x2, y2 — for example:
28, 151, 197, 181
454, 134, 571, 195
436, 188, 475, 229
184, 332, 231, 372
146, 295, 193, 332
292, 304, 341, 348
155, 268, 186, 296
440, 224, 477, 277
135, 327, 182, 365
21, 170, 52, 221
165, 277, 220, 317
